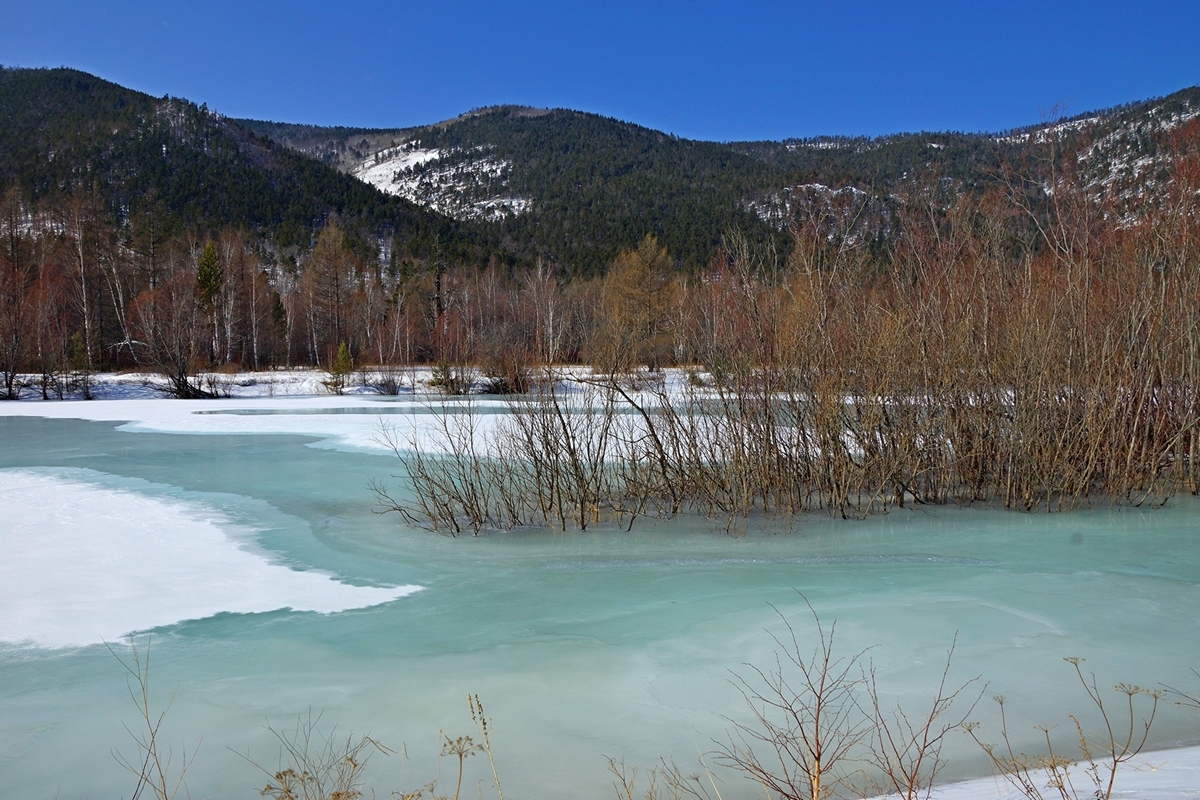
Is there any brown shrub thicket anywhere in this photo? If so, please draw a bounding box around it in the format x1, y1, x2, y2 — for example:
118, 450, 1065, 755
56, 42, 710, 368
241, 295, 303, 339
370, 143, 1200, 529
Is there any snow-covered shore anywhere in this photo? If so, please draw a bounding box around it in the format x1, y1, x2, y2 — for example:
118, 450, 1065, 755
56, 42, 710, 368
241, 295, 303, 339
0, 369, 511, 453
914, 744, 1200, 799
2, 367, 429, 401
0, 365, 693, 403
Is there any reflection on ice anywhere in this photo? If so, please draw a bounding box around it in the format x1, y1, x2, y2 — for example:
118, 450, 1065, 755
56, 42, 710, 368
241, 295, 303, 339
543, 553, 995, 570
0, 468, 421, 649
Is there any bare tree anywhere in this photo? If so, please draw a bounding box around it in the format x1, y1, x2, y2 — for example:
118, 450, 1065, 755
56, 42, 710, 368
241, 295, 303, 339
130, 260, 215, 398
0, 187, 29, 398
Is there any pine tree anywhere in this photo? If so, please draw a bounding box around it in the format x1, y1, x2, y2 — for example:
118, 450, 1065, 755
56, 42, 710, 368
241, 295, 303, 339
325, 341, 353, 395
195, 241, 221, 308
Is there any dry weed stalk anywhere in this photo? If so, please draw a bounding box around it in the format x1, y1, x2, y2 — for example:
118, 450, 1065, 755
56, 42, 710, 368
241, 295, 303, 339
607, 756, 725, 800
252, 711, 387, 800
469, 694, 505, 800
395, 695, 503, 800
860, 637, 983, 800
1163, 668, 1200, 713
965, 658, 1162, 800
107, 635, 198, 800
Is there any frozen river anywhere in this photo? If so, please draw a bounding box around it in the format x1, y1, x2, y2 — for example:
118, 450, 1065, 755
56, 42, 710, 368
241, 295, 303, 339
2, 391, 1199, 799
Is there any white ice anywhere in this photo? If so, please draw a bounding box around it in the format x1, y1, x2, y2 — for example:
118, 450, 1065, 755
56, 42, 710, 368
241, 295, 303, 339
0, 469, 421, 649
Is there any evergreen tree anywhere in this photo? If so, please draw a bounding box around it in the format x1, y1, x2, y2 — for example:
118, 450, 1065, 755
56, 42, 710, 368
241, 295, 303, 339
195, 241, 221, 309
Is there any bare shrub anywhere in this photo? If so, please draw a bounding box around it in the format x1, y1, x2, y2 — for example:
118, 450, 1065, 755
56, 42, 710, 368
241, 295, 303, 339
360, 364, 410, 395
714, 600, 983, 800
372, 371, 672, 533
717, 600, 870, 800
429, 362, 476, 395
372, 396, 524, 535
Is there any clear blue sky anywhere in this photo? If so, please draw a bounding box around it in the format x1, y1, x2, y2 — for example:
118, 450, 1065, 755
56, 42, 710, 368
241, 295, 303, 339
2, 1, 1197, 141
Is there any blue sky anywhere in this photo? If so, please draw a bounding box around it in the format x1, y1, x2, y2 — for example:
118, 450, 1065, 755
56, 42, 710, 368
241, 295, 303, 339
2, 1, 1197, 141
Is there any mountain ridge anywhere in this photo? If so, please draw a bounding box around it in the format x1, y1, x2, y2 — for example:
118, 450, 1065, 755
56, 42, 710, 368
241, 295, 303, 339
238, 83, 1200, 270
3, 65, 1199, 274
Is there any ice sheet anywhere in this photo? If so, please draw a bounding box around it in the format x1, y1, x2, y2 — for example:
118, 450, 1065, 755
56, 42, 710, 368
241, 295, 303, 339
0, 469, 421, 648
4, 387, 1200, 798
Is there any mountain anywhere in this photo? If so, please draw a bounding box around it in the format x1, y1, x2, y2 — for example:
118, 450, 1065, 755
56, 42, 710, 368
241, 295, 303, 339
242, 88, 1200, 272
242, 107, 793, 274
4, 66, 1198, 275
0, 67, 482, 258
245, 107, 1014, 272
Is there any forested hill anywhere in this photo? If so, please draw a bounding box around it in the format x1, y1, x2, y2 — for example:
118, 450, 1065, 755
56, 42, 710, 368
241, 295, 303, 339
4, 65, 1198, 274
0, 67, 482, 258
241, 108, 1028, 270
242, 87, 1200, 273
245, 107, 1001, 272
243, 108, 794, 273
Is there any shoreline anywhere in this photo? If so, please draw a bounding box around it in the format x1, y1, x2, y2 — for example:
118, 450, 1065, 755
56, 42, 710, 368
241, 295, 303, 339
916, 743, 1200, 799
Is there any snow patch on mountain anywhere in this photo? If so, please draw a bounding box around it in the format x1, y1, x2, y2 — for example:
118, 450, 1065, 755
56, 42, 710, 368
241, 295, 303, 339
351, 142, 529, 222
748, 183, 871, 228
991, 98, 1200, 212
354, 145, 443, 189
785, 138, 867, 152
995, 115, 1103, 145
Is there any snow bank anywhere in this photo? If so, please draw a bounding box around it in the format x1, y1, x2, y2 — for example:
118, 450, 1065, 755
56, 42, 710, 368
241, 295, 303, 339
0, 469, 422, 649
0, 369, 624, 453
0, 369, 503, 452
916, 744, 1200, 799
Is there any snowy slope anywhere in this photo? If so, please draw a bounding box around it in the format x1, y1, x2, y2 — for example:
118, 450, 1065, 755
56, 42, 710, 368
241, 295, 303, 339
351, 142, 529, 221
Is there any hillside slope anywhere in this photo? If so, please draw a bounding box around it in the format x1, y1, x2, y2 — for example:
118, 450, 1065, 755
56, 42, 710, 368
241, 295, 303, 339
0, 67, 479, 256
246, 107, 791, 272
244, 87, 1200, 271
